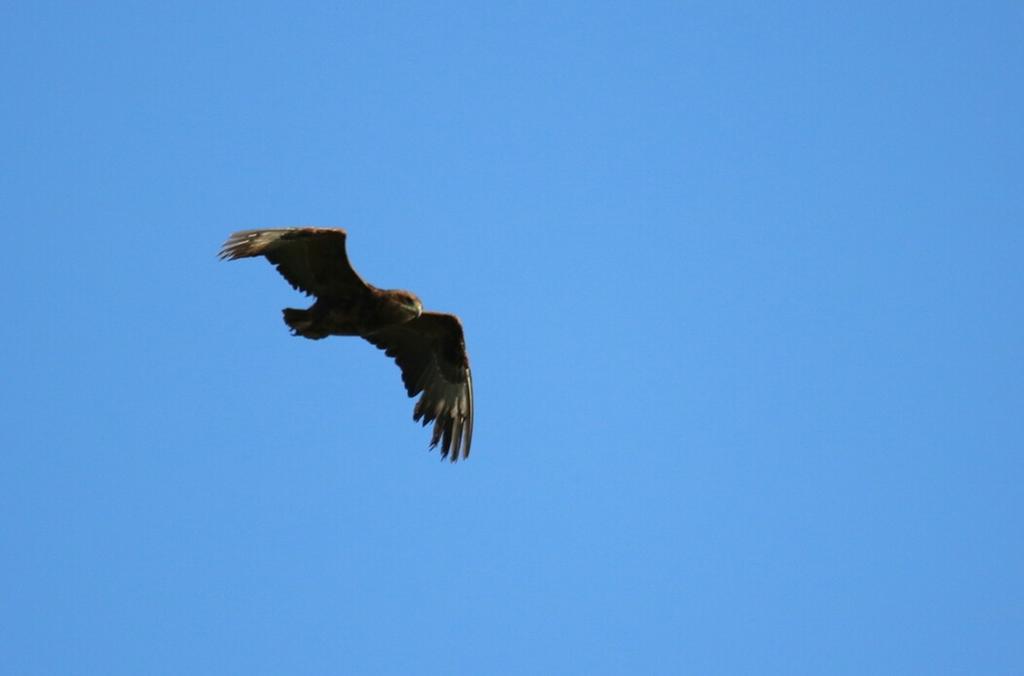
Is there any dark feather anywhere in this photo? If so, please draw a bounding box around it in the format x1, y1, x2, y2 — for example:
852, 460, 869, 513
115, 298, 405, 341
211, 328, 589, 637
219, 228, 368, 299
364, 313, 474, 461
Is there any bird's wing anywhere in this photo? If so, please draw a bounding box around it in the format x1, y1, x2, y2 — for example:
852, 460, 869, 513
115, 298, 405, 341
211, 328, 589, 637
364, 312, 474, 461
219, 227, 369, 299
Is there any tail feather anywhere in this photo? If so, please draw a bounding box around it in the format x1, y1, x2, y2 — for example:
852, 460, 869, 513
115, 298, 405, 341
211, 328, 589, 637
283, 308, 328, 340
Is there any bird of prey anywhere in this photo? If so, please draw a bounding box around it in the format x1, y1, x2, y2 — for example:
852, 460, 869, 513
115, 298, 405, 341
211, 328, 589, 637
219, 227, 473, 461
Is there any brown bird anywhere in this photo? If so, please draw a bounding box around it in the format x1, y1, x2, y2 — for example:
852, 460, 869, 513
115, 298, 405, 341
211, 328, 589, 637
219, 227, 473, 461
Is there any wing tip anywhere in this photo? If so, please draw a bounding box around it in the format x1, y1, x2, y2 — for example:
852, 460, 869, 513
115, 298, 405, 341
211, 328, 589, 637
426, 414, 472, 463
218, 229, 270, 261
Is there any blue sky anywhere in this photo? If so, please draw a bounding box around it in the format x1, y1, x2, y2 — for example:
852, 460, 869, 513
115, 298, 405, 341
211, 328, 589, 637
2, 2, 1022, 674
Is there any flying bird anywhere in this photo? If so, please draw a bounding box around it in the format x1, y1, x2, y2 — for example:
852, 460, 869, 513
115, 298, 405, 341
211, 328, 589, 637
219, 227, 473, 461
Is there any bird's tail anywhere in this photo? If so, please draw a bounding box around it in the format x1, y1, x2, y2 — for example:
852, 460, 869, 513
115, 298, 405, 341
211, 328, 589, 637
282, 308, 328, 340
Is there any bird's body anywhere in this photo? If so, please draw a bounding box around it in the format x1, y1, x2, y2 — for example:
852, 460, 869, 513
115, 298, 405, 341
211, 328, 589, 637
282, 290, 421, 339
220, 227, 473, 461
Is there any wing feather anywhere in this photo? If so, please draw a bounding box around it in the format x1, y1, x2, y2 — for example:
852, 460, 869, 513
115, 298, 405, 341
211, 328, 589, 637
219, 227, 369, 299
364, 312, 474, 461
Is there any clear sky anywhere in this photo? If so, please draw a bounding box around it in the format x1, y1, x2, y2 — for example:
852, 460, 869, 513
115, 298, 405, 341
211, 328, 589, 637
2, 2, 1022, 674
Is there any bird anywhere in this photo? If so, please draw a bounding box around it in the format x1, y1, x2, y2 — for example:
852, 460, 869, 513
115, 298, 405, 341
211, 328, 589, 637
219, 227, 473, 462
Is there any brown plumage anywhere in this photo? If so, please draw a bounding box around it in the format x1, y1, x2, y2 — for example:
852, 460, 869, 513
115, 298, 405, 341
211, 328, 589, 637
219, 227, 474, 461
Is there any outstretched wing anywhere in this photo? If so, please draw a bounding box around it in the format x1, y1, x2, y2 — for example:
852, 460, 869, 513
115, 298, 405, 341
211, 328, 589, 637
364, 312, 474, 462
219, 227, 369, 299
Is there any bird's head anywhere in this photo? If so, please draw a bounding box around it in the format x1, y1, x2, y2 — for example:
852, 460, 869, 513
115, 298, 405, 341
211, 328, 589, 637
390, 289, 424, 322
